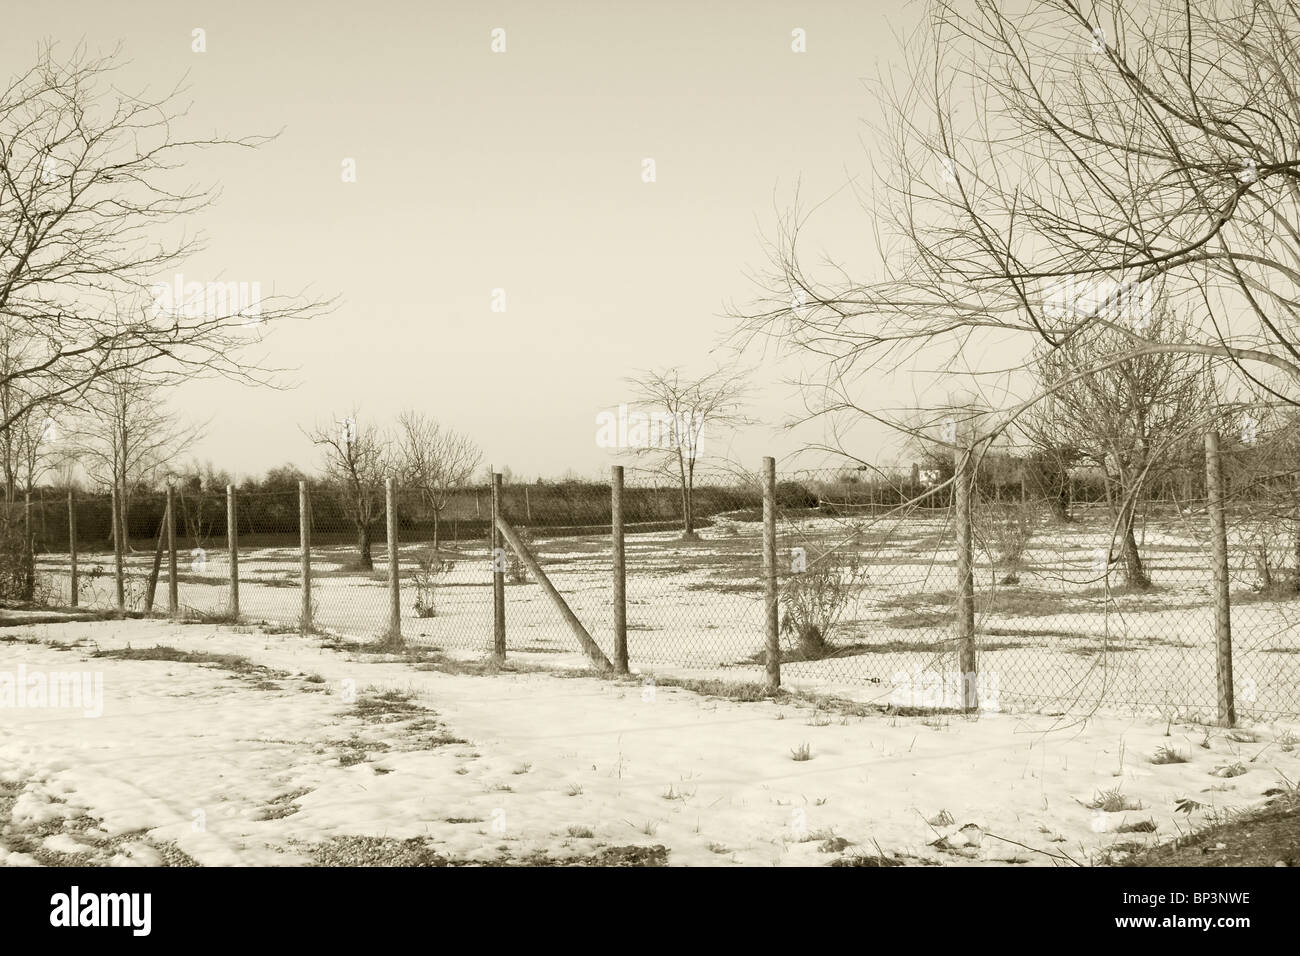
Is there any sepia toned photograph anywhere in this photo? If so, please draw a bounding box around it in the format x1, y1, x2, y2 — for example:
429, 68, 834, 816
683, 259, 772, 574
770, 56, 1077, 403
0, 0, 1294, 934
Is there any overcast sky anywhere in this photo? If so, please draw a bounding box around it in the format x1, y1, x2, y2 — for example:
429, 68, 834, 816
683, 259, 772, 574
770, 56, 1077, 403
3, 0, 925, 481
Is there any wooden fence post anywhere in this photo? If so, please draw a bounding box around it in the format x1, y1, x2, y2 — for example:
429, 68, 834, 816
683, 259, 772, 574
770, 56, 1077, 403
612, 465, 628, 674
143, 499, 167, 613
227, 484, 240, 619
492, 471, 506, 659
23, 491, 33, 600
954, 441, 978, 711
495, 514, 613, 671
68, 489, 78, 607
299, 481, 312, 634
166, 484, 178, 617
386, 477, 402, 645
111, 484, 125, 610
1205, 431, 1235, 726
763, 456, 780, 693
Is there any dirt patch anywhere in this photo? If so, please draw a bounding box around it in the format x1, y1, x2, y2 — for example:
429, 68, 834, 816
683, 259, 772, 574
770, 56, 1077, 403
1118, 795, 1300, 867
93, 644, 289, 678
0, 779, 199, 867
296, 834, 668, 866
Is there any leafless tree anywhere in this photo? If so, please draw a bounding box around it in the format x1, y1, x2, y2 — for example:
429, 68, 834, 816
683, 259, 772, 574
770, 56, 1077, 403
0, 44, 330, 434
1022, 312, 1217, 587
621, 365, 753, 539
167, 460, 233, 554
0, 319, 66, 504
67, 362, 201, 542
1220, 404, 1300, 591
736, 0, 1300, 461
307, 411, 391, 571
395, 410, 481, 556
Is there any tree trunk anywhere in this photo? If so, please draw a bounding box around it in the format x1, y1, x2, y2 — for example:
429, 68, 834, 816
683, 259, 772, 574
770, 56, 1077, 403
432, 509, 440, 556
1119, 501, 1150, 588
1255, 546, 1272, 590
683, 481, 695, 536
678, 481, 696, 538
1292, 517, 1300, 592
356, 523, 373, 570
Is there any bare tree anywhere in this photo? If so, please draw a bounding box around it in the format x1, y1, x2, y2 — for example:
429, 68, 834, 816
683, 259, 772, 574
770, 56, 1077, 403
1220, 404, 1300, 592
0, 45, 330, 434
736, 0, 1300, 460
307, 411, 391, 571
67, 362, 200, 542
1023, 313, 1216, 587
394, 410, 481, 556
619, 365, 753, 540
168, 461, 233, 554
0, 319, 65, 504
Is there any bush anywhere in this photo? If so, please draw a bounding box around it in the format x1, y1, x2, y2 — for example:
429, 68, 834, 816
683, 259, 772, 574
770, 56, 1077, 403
779, 550, 867, 658
0, 513, 35, 601
507, 527, 533, 584
775, 481, 819, 509
975, 498, 1037, 584
412, 553, 454, 617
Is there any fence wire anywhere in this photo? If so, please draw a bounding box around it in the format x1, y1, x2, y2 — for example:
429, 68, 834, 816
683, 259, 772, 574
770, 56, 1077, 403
15, 455, 1300, 721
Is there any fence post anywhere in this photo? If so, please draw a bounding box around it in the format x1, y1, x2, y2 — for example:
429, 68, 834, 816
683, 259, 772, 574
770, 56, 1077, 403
762, 456, 780, 693
23, 490, 33, 600
144, 501, 167, 614
612, 465, 628, 674
386, 477, 402, 645
492, 471, 506, 659
299, 480, 312, 634
1205, 431, 1235, 726
166, 484, 178, 617
227, 484, 240, 619
111, 484, 125, 610
68, 489, 78, 607
954, 441, 978, 711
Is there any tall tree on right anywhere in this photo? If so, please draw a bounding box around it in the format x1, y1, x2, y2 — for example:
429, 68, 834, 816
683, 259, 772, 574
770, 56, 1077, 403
735, 0, 1300, 469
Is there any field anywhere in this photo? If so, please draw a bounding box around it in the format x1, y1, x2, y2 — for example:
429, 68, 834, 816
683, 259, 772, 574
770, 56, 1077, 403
2, 616, 1297, 867
34, 501, 1300, 722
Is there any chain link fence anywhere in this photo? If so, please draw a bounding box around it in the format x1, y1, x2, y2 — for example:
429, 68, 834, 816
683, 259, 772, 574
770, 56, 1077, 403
13, 443, 1300, 721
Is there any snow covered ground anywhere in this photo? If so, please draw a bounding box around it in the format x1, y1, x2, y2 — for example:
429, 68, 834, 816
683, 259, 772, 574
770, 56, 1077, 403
2, 617, 1297, 866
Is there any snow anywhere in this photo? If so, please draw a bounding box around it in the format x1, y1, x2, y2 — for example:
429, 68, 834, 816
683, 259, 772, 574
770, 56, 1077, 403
2, 617, 1297, 866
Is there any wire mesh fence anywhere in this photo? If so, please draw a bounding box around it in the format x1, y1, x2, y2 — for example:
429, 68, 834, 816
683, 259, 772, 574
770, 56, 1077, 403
12, 442, 1300, 721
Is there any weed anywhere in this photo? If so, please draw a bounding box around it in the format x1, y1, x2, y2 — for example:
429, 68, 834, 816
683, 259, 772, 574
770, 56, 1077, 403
1086, 787, 1142, 812
1151, 745, 1188, 765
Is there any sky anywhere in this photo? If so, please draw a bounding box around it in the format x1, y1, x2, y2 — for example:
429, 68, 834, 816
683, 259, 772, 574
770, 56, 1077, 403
2, 0, 927, 482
